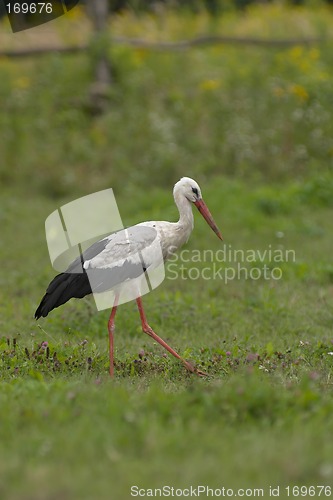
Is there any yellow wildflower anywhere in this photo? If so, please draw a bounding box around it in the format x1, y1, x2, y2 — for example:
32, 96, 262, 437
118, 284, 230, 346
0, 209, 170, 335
199, 79, 221, 92
289, 84, 309, 102
289, 46, 304, 61
14, 76, 31, 89
309, 48, 320, 61
132, 49, 148, 66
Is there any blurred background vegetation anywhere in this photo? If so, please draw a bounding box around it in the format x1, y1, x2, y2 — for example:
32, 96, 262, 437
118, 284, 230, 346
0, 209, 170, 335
1, 0, 333, 198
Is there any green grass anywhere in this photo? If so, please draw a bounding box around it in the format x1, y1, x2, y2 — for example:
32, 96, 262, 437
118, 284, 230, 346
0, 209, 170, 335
1, 4, 333, 499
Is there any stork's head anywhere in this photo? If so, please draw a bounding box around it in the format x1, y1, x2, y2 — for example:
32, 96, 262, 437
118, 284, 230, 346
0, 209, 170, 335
173, 177, 223, 240
173, 176, 202, 203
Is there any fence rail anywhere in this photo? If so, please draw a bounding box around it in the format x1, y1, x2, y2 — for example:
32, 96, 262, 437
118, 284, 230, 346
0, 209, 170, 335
0, 35, 324, 59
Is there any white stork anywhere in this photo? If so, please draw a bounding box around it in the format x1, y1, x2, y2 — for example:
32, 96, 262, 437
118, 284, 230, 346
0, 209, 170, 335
35, 177, 223, 376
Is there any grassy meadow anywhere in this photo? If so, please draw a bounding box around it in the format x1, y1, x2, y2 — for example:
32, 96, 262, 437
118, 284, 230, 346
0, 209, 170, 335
1, 4, 333, 499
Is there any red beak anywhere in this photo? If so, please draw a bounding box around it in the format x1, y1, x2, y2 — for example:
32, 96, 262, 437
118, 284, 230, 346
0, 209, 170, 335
194, 199, 223, 240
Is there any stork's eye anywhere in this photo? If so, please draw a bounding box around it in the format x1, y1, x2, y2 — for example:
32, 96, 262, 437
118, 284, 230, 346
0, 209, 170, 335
192, 187, 199, 196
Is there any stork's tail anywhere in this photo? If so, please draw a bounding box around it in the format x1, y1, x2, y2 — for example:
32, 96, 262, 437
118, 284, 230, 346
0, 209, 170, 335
34, 273, 92, 319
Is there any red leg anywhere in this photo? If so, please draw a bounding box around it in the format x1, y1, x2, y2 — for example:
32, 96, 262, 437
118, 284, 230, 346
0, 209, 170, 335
108, 294, 119, 377
136, 296, 207, 376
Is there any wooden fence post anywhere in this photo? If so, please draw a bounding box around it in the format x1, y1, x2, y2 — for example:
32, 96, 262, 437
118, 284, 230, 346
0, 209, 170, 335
87, 0, 112, 113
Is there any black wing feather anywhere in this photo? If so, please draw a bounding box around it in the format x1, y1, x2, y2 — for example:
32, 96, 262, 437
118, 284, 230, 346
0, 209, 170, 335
34, 259, 147, 319
35, 226, 155, 319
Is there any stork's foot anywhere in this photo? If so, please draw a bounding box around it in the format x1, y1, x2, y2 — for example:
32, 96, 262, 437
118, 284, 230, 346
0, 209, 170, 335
183, 360, 209, 377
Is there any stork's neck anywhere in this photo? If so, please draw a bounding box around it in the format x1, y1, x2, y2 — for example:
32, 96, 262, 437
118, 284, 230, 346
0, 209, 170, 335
174, 190, 194, 238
